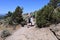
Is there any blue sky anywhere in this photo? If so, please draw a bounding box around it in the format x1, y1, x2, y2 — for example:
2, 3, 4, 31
0, 0, 49, 15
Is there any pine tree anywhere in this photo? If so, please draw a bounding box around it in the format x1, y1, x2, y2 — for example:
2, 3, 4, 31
11, 6, 23, 24
49, 0, 60, 8
36, 5, 54, 28
5, 11, 12, 18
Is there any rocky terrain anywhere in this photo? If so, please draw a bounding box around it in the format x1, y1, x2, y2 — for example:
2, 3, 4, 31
5, 25, 58, 40
0, 23, 60, 40
49, 23, 60, 40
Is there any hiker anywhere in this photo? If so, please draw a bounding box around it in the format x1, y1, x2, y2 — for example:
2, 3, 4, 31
30, 16, 35, 26
28, 16, 35, 26
28, 17, 31, 25
27, 13, 35, 27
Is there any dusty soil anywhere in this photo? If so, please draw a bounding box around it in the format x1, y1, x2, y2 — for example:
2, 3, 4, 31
5, 26, 58, 40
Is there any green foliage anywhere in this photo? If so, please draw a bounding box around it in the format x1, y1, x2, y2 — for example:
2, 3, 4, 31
49, 0, 60, 8
4, 6, 24, 26
20, 21, 27, 27
11, 6, 23, 24
36, 0, 60, 28
5, 11, 12, 18
36, 5, 54, 28
32, 11, 37, 18
51, 8, 60, 24
30, 12, 35, 18
1, 30, 11, 38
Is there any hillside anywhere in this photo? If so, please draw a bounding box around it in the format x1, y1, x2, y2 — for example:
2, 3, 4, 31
5, 25, 58, 40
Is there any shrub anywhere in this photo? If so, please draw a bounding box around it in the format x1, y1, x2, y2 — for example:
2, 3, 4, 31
20, 20, 27, 27
51, 11, 60, 24
1, 30, 11, 38
11, 6, 23, 24
36, 5, 54, 28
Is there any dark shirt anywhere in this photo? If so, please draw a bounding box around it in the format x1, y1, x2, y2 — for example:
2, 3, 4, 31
28, 18, 31, 23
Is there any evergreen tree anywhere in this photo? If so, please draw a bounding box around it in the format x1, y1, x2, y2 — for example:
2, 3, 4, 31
36, 5, 54, 28
5, 11, 12, 18
49, 0, 60, 8
11, 6, 23, 24
51, 7, 60, 24
36, 0, 60, 28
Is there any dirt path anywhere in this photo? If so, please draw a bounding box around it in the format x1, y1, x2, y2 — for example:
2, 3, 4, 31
5, 25, 58, 40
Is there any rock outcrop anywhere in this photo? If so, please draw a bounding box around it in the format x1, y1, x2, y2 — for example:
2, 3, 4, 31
5, 27, 58, 40
49, 23, 60, 40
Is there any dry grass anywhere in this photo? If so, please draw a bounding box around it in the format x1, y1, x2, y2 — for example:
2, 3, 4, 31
0, 24, 21, 32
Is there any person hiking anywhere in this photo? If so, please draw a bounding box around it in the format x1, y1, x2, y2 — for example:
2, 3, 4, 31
28, 17, 31, 24
30, 16, 35, 26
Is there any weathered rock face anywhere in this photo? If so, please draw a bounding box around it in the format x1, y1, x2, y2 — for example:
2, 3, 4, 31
49, 23, 60, 40
5, 27, 58, 40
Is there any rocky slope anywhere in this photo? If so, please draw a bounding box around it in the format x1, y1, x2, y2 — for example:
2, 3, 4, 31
49, 23, 60, 40
5, 26, 58, 40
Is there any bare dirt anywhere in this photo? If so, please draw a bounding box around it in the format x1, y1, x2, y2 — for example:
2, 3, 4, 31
5, 26, 58, 40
